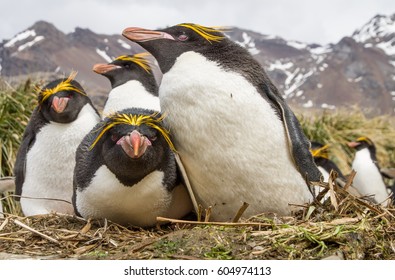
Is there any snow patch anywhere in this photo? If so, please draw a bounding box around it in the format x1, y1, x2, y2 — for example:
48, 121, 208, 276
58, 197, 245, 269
287, 41, 308, 50
17, 36, 44, 52
353, 15, 395, 43
321, 103, 336, 110
317, 83, 323, 88
104, 38, 108, 43
96, 48, 112, 62
303, 100, 313, 108
118, 39, 131, 50
235, 32, 260, 55
268, 60, 294, 71
376, 38, 395, 56
4, 29, 36, 48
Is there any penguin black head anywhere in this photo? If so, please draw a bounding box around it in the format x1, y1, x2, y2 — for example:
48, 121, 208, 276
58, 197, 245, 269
37, 72, 92, 123
92, 52, 158, 92
348, 136, 377, 159
88, 108, 175, 185
310, 141, 330, 162
122, 23, 230, 73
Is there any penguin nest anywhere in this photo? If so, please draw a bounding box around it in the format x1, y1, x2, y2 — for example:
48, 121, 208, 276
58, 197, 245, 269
1, 176, 395, 260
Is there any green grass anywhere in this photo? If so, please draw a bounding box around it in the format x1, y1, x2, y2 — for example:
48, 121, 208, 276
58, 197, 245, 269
0, 79, 37, 177
0, 79, 37, 215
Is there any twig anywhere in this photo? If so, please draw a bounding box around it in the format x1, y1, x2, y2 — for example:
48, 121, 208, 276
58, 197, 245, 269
13, 219, 60, 244
232, 202, 249, 223
156, 216, 271, 227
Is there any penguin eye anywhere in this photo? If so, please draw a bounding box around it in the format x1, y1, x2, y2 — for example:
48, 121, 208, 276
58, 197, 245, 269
111, 133, 120, 142
149, 136, 157, 142
177, 34, 189, 41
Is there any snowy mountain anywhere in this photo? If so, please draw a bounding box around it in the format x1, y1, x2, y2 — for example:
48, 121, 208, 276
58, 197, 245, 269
1, 16, 395, 115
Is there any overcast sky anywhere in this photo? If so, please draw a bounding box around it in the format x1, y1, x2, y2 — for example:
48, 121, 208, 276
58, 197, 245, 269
1, 0, 395, 45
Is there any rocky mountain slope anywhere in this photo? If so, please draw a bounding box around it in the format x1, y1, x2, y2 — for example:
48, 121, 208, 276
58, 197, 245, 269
1, 15, 395, 115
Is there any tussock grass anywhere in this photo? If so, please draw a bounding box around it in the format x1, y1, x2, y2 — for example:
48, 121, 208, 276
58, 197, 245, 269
298, 108, 395, 173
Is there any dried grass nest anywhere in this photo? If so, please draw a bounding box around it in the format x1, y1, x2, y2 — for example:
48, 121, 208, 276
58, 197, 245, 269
1, 172, 394, 260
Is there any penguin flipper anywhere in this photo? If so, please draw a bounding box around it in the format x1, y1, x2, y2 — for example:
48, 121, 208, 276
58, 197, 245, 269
13, 109, 45, 201
263, 84, 322, 183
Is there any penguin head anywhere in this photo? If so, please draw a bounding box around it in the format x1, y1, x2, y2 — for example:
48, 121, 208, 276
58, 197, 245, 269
122, 23, 229, 73
348, 136, 376, 153
92, 52, 157, 91
37, 72, 91, 123
89, 108, 175, 183
310, 141, 330, 161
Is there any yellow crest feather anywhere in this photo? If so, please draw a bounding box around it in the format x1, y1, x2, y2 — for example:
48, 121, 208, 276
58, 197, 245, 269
114, 52, 152, 73
89, 112, 175, 151
356, 136, 373, 146
310, 144, 330, 159
37, 71, 86, 104
177, 23, 227, 43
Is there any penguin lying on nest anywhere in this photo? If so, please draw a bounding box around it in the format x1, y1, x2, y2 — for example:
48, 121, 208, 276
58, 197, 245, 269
72, 109, 192, 227
348, 137, 390, 206
93, 52, 160, 117
123, 23, 321, 221
13, 72, 100, 216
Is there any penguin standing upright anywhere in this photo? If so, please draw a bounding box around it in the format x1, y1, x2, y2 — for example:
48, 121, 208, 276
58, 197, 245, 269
73, 108, 192, 227
348, 137, 389, 206
93, 53, 160, 117
13, 73, 100, 216
310, 141, 345, 182
122, 23, 321, 221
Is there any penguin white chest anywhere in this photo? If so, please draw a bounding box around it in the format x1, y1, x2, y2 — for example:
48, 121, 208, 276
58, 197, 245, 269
75, 166, 170, 227
102, 81, 160, 117
21, 105, 99, 216
352, 148, 388, 205
159, 52, 312, 221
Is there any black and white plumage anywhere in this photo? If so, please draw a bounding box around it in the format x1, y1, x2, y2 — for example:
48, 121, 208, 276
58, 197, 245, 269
123, 23, 321, 221
348, 137, 390, 206
72, 108, 192, 227
93, 53, 160, 117
310, 141, 345, 182
13, 73, 100, 216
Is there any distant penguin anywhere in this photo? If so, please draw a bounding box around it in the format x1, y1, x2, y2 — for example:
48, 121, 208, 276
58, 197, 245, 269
93, 53, 160, 117
73, 108, 192, 227
348, 137, 389, 206
13, 72, 100, 216
310, 141, 345, 182
123, 23, 321, 221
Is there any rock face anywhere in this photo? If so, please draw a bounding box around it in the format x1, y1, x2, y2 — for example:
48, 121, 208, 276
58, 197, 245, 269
1, 15, 395, 115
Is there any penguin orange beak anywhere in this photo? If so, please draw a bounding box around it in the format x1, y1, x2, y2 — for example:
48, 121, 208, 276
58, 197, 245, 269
51, 96, 69, 113
347, 141, 360, 148
92, 63, 121, 74
122, 27, 175, 42
117, 130, 152, 159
